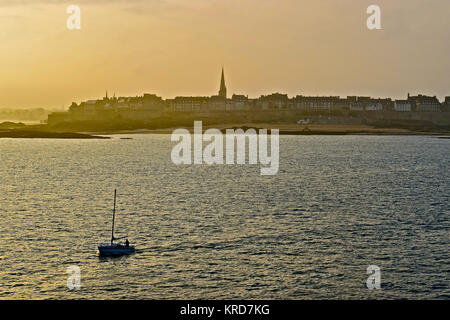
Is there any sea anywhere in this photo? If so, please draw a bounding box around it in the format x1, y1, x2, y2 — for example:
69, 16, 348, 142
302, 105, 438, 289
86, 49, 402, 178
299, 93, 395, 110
0, 134, 448, 299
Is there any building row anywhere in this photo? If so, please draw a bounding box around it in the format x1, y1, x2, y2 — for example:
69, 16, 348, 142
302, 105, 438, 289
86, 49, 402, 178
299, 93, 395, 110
69, 92, 450, 114
68, 68, 450, 115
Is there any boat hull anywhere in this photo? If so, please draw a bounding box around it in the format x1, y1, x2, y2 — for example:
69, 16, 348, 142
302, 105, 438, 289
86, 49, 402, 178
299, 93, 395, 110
98, 245, 135, 256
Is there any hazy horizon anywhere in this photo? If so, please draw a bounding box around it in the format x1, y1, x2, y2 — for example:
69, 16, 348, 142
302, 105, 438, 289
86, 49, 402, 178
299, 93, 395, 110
2, 0, 450, 108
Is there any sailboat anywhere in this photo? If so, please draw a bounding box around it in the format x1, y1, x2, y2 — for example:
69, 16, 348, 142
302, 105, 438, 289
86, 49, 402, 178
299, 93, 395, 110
98, 189, 135, 256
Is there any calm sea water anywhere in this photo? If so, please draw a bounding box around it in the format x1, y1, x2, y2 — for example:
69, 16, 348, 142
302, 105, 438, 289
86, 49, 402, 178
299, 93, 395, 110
0, 135, 448, 299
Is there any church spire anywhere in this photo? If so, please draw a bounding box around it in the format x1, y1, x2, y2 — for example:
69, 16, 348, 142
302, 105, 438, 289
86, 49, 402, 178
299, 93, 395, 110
218, 66, 227, 99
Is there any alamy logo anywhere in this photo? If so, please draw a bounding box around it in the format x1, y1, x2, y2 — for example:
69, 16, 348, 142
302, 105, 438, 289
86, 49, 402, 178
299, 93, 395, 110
66, 5, 81, 30
171, 121, 279, 175
367, 5, 382, 30
67, 265, 81, 290
366, 265, 381, 290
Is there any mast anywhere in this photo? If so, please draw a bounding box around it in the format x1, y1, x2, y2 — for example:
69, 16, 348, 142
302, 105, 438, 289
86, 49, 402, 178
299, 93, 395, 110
111, 189, 116, 244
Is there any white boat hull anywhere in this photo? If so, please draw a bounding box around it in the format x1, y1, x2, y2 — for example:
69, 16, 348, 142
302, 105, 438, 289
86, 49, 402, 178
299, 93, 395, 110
98, 244, 135, 256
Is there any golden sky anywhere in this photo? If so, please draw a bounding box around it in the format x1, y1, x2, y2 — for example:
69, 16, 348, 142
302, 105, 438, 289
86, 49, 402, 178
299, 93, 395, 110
1, 0, 450, 108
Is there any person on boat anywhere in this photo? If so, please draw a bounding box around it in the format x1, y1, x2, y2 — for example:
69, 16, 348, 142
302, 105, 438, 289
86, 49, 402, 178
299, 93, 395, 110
125, 239, 129, 247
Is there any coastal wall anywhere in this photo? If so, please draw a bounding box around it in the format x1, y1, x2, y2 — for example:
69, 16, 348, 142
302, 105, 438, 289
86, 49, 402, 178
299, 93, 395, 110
46, 109, 450, 130
363, 111, 450, 126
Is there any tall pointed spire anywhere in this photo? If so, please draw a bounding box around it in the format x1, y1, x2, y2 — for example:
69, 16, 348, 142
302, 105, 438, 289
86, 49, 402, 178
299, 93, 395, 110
218, 66, 227, 99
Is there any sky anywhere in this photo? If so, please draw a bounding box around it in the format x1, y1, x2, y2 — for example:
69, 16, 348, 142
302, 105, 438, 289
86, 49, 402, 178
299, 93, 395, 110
1, 0, 450, 108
